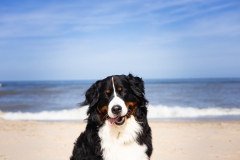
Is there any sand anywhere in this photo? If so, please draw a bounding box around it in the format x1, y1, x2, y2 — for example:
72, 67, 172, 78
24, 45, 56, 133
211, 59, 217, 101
0, 118, 240, 160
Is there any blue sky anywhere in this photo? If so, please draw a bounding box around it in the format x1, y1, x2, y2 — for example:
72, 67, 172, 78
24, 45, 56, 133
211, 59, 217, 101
0, 0, 240, 80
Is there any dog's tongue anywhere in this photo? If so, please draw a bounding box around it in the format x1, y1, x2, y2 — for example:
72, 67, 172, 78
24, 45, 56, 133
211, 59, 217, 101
109, 117, 119, 126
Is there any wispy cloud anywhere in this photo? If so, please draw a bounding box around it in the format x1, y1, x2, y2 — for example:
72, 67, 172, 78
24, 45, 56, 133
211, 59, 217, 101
1, 0, 239, 39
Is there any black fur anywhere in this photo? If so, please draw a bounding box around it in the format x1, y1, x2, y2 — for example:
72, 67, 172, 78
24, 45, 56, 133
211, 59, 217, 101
70, 74, 152, 160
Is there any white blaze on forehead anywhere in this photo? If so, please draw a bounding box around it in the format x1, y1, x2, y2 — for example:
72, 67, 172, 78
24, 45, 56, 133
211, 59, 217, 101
112, 77, 117, 97
108, 77, 127, 118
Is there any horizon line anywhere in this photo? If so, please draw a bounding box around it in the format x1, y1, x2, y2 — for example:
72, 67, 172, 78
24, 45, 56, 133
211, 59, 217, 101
1, 77, 240, 82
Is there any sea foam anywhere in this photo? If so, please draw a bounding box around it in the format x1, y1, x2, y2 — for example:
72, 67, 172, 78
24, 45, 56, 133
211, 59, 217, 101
1, 105, 240, 121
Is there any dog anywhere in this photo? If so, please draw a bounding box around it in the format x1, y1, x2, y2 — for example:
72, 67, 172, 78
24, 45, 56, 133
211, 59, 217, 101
70, 74, 152, 160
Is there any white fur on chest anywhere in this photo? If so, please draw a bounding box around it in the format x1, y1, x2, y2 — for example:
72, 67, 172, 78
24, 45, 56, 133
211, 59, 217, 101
98, 116, 148, 160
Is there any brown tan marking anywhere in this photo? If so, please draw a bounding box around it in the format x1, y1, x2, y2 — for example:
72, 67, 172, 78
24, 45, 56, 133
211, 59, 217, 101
125, 101, 138, 118
106, 89, 111, 94
97, 106, 108, 120
117, 86, 122, 91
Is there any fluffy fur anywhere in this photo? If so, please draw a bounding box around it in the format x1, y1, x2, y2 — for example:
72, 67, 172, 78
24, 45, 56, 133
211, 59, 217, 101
70, 74, 152, 160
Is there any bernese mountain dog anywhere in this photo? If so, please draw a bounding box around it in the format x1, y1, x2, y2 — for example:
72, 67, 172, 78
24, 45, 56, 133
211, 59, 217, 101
70, 74, 152, 160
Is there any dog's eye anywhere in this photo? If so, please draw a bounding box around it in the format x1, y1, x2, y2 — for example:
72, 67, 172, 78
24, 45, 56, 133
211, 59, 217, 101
106, 89, 111, 94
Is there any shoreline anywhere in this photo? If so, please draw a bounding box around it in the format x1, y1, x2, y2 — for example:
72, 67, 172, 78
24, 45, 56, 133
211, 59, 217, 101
1, 115, 240, 123
1, 118, 240, 160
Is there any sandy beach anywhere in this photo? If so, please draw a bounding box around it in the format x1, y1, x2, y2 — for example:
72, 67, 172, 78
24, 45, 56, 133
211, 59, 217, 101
0, 118, 240, 160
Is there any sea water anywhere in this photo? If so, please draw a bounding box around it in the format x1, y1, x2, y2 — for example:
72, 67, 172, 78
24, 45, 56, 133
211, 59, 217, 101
0, 78, 240, 121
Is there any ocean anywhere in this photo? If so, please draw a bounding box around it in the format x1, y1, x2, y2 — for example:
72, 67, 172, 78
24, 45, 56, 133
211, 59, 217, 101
1, 78, 240, 121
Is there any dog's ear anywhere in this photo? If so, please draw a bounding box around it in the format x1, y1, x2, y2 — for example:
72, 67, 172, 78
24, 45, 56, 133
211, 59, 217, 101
127, 73, 146, 98
80, 80, 101, 108
127, 74, 149, 121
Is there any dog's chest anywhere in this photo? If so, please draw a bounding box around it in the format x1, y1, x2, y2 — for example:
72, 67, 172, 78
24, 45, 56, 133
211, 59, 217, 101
98, 116, 148, 160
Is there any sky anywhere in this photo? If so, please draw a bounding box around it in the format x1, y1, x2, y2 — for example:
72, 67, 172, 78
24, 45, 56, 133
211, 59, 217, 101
0, 0, 240, 81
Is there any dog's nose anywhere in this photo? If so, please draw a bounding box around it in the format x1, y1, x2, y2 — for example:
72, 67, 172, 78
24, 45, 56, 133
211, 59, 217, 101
111, 105, 122, 115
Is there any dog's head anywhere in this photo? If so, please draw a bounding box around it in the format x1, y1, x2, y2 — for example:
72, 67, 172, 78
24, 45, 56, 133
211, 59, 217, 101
81, 74, 148, 127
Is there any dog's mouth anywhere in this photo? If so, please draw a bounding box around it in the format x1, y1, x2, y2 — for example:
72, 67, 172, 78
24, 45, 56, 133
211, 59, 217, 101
109, 116, 125, 126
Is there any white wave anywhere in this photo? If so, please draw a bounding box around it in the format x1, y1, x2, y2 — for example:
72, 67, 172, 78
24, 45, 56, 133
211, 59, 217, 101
147, 105, 240, 118
0, 107, 89, 121
1, 105, 240, 121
